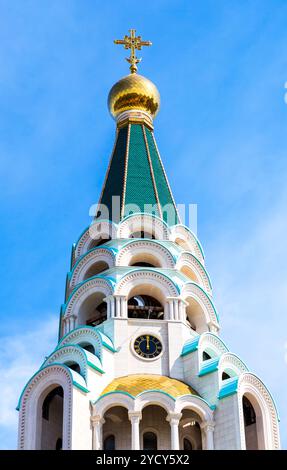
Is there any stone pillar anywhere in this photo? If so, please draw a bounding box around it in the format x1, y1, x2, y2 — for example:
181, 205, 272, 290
91, 416, 105, 450
167, 412, 182, 450
200, 421, 215, 450
167, 298, 175, 320
178, 298, 188, 322
128, 411, 142, 450
114, 295, 127, 318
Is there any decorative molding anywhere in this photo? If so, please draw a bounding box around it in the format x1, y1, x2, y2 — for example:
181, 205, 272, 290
117, 239, 175, 268
176, 251, 212, 294
238, 373, 280, 449
181, 283, 219, 329
18, 365, 73, 450
118, 213, 170, 240
115, 269, 179, 298
170, 225, 204, 263
70, 248, 115, 289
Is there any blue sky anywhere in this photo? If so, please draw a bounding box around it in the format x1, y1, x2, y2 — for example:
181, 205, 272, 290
0, 0, 286, 449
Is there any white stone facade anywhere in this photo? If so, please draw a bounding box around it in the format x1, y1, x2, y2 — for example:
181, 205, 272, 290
17, 214, 281, 450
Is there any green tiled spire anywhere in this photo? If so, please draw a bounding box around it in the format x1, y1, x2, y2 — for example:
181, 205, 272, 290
98, 122, 179, 225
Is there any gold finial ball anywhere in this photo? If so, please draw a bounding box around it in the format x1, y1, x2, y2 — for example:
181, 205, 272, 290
108, 73, 160, 120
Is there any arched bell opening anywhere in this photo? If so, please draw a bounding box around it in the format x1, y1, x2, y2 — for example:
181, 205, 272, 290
40, 386, 64, 450
127, 284, 166, 321
179, 410, 202, 450
78, 292, 107, 327
102, 406, 130, 450
140, 405, 168, 450
185, 297, 208, 333
83, 261, 109, 280
128, 295, 164, 320
242, 394, 265, 450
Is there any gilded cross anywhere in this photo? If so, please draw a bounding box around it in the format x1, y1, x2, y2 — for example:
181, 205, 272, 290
114, 29, 152, 74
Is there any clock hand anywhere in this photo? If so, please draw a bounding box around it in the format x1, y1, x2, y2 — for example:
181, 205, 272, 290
146, 335, 150, 350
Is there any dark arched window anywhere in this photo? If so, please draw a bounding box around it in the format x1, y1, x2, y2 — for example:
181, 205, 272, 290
130, 262, 156, 267
222, 371, 231, 380
56, 438, 62, 450
143, 432, 157, 450
183, 438, 193, 450
65, 362, 81, 374
128, 295, 164, 320
104, 435, 115, 450
202, 351, 212, 361
79, 343, 95, 355
42, 386, 63, 421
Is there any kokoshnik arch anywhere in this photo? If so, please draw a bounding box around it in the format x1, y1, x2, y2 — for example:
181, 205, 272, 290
17, 29, 280, 451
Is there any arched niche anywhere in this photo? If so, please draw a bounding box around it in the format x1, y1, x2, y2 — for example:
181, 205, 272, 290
40, 386, 64, 450
179, 409, 202, 450
140, 405, 168, 450
83, 261, 109, 280
102, 406, 131, 450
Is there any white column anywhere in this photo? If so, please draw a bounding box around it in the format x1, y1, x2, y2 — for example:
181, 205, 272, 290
167, 412, 182, 450
91, 416, 105, 450
178, 298, 188, 322
200, 421, 215, 450
173, 299, 179, 321
167, 298, 174, 320
115, 296, 121, 317
110, 296, 115, 318
128, 411, 142, 450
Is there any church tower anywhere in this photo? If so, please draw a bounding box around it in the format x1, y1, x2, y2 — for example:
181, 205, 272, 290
17, 30, 280, 450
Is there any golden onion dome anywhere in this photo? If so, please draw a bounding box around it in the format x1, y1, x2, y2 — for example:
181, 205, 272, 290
108, 73, 160, 121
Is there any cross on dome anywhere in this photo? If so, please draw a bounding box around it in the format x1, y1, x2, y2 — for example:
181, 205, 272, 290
114, 29, 152, 73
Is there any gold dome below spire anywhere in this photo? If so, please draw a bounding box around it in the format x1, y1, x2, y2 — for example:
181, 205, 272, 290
108, 73, 160, 122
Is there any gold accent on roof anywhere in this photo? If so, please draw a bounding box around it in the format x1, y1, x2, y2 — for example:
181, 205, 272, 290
114, 29, 152, 74
100, 374, 198, 398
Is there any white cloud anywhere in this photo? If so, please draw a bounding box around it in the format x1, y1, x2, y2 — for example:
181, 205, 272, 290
0, 315, 58, 449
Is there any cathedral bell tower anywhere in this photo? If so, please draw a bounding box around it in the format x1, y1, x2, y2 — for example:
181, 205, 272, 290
17, 30, 280, 451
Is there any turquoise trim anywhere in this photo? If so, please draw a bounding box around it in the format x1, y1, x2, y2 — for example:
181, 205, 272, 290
198, 357, 219, 377
218, 377, 238, 400
87, 361, 104, 374
57, 325, 115, 356
102, 341, 118, 353
73, 382, 90, 393
74, 221, 118, 253
179, 251, 212, 290
63, 275, 114, 314
16, 363, 83, 411
93, 389, 215, 410
69, 245, 117, 283
181, 336, 200, 357
181, 333, 229, 357
70, 243, 76, 270
118, 267, 181, 294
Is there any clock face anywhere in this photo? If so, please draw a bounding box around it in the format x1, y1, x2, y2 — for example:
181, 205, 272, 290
134, 335, 163, 359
